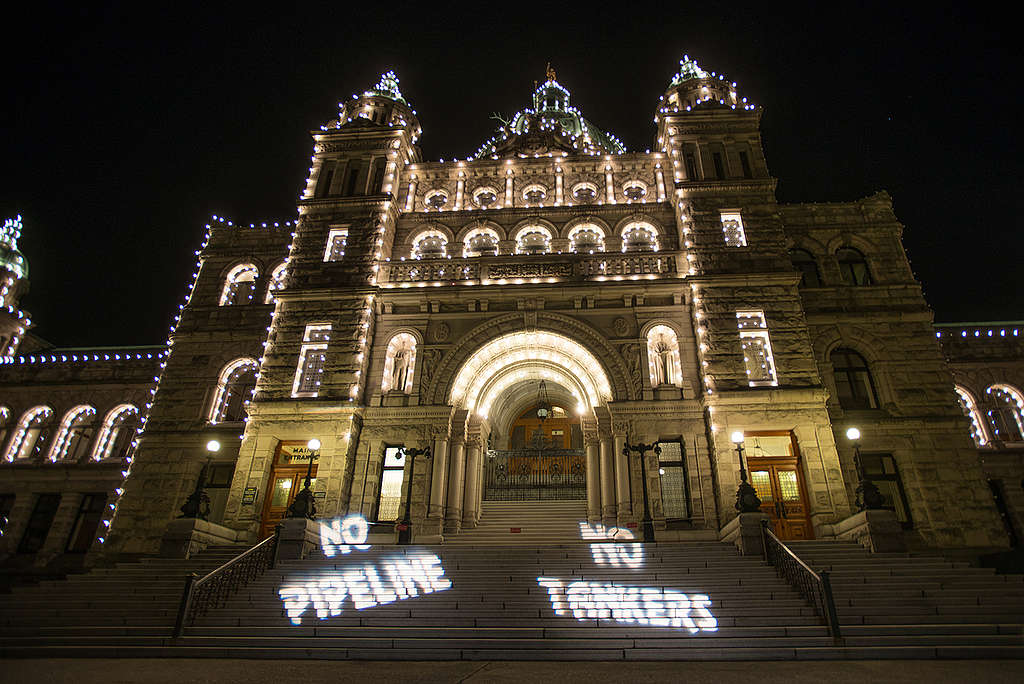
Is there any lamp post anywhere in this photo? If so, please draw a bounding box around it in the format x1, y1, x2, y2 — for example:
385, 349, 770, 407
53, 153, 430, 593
731, 431, 762, 513
287, 438, 320, 520
179, 440, 219, 519
846, 427, 884, 511
623, 440, 660, 543
397, 445, 432, 545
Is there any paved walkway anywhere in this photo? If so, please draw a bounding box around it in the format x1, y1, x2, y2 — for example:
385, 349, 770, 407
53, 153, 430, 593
2, 659, 1024, 683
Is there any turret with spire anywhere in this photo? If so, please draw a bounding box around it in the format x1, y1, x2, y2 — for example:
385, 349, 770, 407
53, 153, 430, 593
0, 215, 32, 357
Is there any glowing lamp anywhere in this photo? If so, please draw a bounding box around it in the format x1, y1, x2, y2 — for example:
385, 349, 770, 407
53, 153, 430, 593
308, 438, 322, 451
206, 440, 221, 453
730, 431, 744, 445
846, 427, 861, 441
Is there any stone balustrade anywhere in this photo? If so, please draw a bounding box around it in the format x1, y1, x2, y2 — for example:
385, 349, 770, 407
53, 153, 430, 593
380, 252, 680, 284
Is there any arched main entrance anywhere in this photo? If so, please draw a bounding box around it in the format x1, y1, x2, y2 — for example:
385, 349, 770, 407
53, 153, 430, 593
446, 330, 615, 521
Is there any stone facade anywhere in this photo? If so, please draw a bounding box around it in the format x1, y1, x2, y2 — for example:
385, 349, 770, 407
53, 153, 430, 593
1, 59, 1020, 567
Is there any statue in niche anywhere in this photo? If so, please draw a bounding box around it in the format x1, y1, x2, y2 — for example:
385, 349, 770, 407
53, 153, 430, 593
649, 332, 677, 386
391, 347, 411, 392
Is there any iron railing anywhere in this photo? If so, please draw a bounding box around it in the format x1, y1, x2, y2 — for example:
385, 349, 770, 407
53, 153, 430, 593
484, 449, 586, 501
760, 521, 842, 641
172, 531, 279, 637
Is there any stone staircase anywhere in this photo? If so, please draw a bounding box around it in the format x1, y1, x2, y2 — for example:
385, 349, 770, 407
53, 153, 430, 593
1, 535, 1022, 659
444, 500, 587, 545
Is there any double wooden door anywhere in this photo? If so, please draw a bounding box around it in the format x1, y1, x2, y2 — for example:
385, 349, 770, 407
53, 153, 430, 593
260, 465, 317, 539
748, 457, 813, 540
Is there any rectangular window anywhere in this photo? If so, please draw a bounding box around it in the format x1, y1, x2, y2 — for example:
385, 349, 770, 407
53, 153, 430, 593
0, 494, 15, 538
713, 152, 725, 180
376, 446, 406, 522
720, 211, 747, 247
657, 441, 690, 519
344, 163, 362, 196
65, 493, 107, 553
323, 227, 348, 262
737, 310, 778, 387
18, 493, 61, 554
292, 323, 331, 397
315, 162, 335, 198
739, 151, 753, 179
860, 454, 912, 527
685, 153, 698, 180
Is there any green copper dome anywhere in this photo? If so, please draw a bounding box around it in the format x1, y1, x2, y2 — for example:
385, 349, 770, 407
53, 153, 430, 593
474, 66, 625, 159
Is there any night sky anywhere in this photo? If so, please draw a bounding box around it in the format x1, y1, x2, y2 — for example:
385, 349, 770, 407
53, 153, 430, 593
3, 4, 1021, 348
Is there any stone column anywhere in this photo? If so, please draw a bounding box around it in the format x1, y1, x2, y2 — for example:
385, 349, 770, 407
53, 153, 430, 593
445, 438, 465, 533
429, 434, 449, 519
600, 437, 617, 523
584, 434, 601, 522
613, 428, 631, 523
462, 437, 483, 528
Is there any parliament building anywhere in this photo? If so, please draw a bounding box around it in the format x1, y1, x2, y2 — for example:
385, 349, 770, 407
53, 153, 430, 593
1, 56, 1022, 573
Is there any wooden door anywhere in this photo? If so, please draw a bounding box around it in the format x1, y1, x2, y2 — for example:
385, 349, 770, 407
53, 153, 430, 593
748, 461, 813, 540
260, 466, 317, 539
509, 405, 576, 449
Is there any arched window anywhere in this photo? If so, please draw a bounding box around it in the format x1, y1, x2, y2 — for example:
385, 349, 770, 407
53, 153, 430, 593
954, 387, 988, 447
92, 404, 139, 461
521, 184, 548, 205
622, 180, 648, 202
264, 263, 287, 303
472, 186, 499, 208
571, 182, 599, 204
4, 406, 53, 462
986, 384, 1024, 442
515, 226, 552, 255
621, 221, 659, 252
463, 227, 499, 257
210, 359, 259, 424
424, 189, 448, 210
646, 325, 682, 387
381, 333, 416, 394
47, 405, 97, 462
220, 264, 259, 306
568, 224, 605, 253
830, 348, 879, 409
836, 247, 872, 286
411, 230, 448, 259
790, 249, 822, 288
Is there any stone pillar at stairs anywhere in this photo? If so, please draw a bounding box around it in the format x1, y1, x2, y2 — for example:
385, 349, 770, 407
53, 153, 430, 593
445, 438, 465, 533
584, 435, 601, 522
462, 438, 483, 529
429, 436, 448, 519
613, 431, 631, 523
599, 437, 617, 524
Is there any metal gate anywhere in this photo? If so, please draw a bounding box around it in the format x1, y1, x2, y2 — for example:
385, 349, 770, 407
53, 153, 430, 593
483, 449, 586, 501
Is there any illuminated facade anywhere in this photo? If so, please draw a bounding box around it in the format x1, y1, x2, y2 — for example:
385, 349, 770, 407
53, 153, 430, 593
2, 58, 1021, 566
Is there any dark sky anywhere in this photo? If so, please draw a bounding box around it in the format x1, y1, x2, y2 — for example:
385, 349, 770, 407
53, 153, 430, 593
3, 3, 1021, 347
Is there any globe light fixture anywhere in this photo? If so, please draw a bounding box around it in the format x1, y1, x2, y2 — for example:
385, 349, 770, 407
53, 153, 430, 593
731, 431, 744, 444
288, 437, 321, 520
845, 427, 883, 510
206, 439, 221, 453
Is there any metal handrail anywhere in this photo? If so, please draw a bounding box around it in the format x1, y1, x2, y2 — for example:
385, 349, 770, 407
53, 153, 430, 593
172, 531, 278, 638
760, 520, 842, 641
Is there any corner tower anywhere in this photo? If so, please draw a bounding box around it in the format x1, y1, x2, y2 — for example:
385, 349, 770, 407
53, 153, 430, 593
0, 215, 32, 357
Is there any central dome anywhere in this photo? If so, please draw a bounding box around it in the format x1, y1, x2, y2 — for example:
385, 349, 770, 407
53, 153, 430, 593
473, 65, 625, 159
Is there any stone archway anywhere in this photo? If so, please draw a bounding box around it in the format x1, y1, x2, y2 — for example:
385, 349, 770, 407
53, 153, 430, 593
437, 329, 619, 531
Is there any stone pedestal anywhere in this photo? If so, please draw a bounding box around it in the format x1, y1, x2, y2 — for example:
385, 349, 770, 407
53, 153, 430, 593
832, 509, 906, 553
275, 518, 320, 560
719, 512, 769, 556
160, 518, 243, 559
